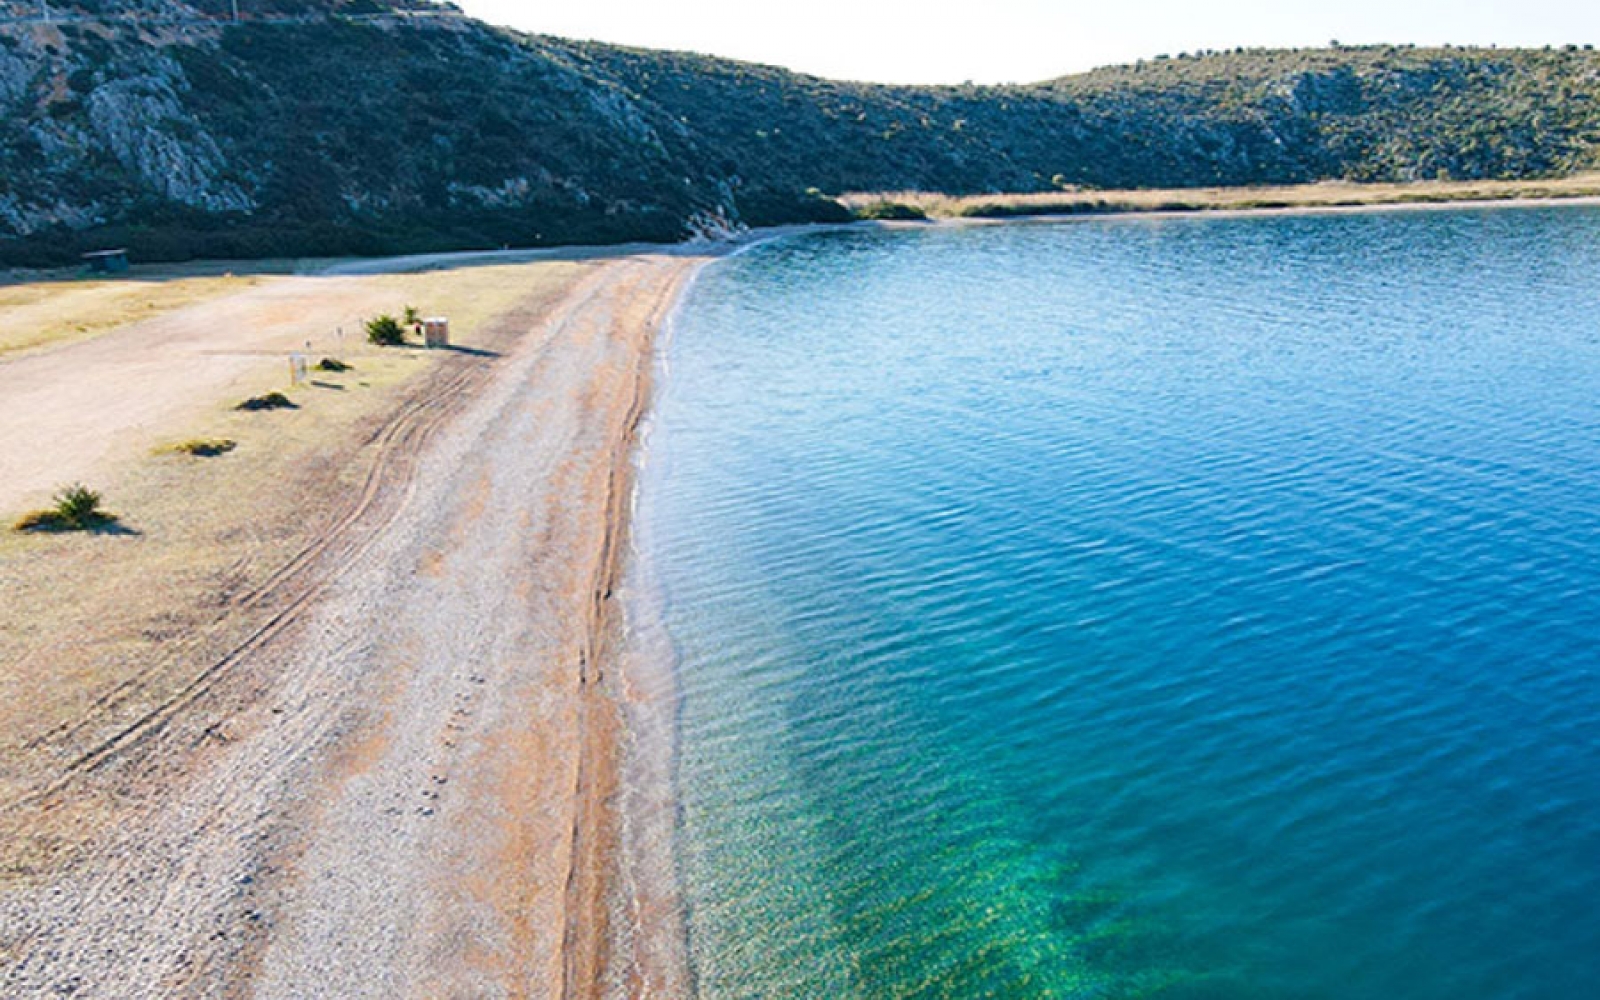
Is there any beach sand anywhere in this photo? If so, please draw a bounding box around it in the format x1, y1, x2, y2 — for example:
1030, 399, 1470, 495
0, 250, 708, 998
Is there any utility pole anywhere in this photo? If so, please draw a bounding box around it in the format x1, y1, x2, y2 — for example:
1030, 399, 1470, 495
38, 1, 50, 24
232, 0, 240, 21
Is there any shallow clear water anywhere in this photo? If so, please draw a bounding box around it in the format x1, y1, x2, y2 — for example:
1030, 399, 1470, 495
638, 208, 1600, 999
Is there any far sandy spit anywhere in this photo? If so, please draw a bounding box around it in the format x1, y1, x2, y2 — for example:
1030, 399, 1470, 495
840, 172, 1600, 221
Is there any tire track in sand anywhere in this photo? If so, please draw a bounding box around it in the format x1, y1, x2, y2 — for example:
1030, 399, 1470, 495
4, 274, 614, 809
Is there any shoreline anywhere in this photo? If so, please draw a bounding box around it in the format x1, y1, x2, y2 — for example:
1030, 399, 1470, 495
935, 192, 1600, 228
553, 189, 1600, 994
711, 188, 1600, 264
839, 175, 1600, 224
557, 185, 1600, 1000
569, 254, 710, 998
610, 251, 716, 998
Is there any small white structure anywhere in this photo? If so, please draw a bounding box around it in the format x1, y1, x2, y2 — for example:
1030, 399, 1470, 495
423, 317, 451, 349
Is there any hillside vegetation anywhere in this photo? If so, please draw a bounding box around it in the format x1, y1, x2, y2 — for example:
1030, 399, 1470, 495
4, 0, 1600, 264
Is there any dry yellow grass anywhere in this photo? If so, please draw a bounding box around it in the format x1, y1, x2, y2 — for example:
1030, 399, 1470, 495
0, 259, 593, 517
362, 261, 584, 339
0, 274, 276, 358
841, 173, 1600, 220
0, 254, 441, 360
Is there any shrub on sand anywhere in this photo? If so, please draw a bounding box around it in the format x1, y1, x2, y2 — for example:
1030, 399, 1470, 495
366, 314, 406, 346
236, 391, 297, 412
166, 438, 237, 457
14, 484, 118, 532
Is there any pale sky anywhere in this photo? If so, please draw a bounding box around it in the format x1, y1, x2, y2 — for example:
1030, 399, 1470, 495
453, 0, 1600, 85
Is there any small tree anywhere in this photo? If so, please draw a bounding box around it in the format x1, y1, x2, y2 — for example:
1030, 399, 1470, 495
366, 314, 406, 346
403, 305, 421, 326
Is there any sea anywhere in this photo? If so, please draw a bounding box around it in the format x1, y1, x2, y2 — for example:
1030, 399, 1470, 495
630, 206, 1600, 999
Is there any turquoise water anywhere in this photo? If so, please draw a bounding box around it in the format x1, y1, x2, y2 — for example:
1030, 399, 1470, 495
638, 208, 1600, 999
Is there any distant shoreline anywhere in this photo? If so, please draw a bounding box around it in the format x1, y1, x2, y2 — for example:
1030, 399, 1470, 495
920, 194, 1600, 234
9, 180, 1600, 287
838, 176, 1600, 226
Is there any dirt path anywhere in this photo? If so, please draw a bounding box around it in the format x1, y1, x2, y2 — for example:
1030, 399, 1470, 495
0, 253, 705, 998
0, 273, 409, 514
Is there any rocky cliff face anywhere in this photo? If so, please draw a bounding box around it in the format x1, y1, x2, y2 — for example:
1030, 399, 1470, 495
84, 55, 251, 211
3, 2, 1600, 264
0, 21, 247, 235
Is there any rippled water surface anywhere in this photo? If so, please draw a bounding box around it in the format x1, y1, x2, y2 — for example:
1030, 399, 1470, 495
637, 209, 1600, 999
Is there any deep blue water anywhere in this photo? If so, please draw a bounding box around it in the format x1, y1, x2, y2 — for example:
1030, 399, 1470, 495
638, 208, 1600, 999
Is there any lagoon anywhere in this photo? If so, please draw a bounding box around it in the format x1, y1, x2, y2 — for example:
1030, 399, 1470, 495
638, 208, 1600, 998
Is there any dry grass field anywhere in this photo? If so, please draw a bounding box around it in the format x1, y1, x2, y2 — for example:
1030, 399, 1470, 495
0, 274, 280, 358
0, 260, 590, 517
0, 258, 588, 812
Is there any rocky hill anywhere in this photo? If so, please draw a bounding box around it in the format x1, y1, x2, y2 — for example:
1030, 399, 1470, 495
4, 0, 1600, 264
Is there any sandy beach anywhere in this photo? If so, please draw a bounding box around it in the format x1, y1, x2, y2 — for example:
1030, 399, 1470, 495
0, 249, 707, 997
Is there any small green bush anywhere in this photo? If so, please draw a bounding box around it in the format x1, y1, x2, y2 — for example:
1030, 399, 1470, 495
168, 438, 237, 458
402, 306, 421, 326
236, 391, 297, 412
316, 358, 352, 372
55, 484, 104, 523
366, 314, 406, 346
15, 484, 117, 532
